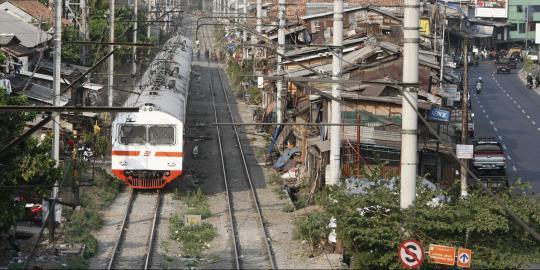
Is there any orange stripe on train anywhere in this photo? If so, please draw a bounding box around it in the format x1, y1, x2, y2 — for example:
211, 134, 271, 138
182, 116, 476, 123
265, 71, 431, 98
155, 151, 184, 157
112, 150, 140, 156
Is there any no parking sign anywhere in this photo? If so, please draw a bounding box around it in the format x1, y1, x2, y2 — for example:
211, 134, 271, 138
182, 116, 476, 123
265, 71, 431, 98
398, 240, 425, 269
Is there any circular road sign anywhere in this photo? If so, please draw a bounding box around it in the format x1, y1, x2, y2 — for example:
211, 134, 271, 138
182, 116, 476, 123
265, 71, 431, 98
398, 240, 425, 269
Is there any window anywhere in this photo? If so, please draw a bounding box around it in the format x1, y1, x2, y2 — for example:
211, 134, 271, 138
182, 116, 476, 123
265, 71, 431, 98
517, 5, 523, 12
149, 126, 175, 145
519, 23, 526, 33
120, 125, 147, 144
508, 24, 517, 31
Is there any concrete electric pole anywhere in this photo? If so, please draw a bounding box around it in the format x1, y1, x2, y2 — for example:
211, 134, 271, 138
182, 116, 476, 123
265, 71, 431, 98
108, 0, 115, 107
461, 37, 469, 197
328, 0, 343, 186
400, 0, 420, 209
132, 0, 137, 76
256, 0, 261, 42
242, 0, 247, 42
50, 0, 62, 240
80, 0, 89, 65
275, 0, 286, 124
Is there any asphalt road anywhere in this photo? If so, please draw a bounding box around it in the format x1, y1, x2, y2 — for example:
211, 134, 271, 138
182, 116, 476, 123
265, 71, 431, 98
468, 61, 540, 192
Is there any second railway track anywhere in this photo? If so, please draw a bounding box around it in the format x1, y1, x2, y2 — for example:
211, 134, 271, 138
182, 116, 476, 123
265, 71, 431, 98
202, 25, 277, 269
108, 189, 162, 270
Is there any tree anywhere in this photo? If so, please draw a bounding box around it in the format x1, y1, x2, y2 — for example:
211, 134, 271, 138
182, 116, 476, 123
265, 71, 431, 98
0, 88, 62, 233
316, 178, 540, 269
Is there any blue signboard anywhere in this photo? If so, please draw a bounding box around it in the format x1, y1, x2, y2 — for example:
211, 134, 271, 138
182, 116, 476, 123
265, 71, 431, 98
427, 108, 451, 122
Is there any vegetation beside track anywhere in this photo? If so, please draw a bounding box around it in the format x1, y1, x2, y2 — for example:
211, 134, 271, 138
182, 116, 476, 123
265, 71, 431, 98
170, 188, 217, 258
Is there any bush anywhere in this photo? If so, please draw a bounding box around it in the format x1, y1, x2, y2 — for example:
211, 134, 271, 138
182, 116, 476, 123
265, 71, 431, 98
64, 254, 89, 269
169, 215, 217, 257
63, 208, 101, 258
180, 188, 212, 218
295, 211, 330, 250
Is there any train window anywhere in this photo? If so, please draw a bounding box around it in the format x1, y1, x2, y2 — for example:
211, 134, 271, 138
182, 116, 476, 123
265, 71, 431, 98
119, 125, 147, 144
149, 126, 175, 145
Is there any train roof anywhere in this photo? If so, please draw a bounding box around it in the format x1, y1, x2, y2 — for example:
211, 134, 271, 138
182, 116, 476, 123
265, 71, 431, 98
118, 34, 192, 123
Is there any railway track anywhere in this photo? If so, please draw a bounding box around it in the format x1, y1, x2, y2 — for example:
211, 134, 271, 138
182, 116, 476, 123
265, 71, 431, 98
107, 189, 162, 269
201, 25, 277, 269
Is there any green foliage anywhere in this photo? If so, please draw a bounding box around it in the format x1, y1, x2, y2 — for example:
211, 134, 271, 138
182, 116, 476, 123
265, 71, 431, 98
0, 51, 6, 62
64, 254, 89, 269
79, 168, 120, 208
524, 56, 534, 74
82, 132, 110, 159
0, 88, 62, 233
63, 6, 148, 66
169, 215, 217, 257
246, 86, 262, 105
295, 211, 330, 250
181, 188, 212, 219
63, 208, 102, 258
316, 179, 540, 269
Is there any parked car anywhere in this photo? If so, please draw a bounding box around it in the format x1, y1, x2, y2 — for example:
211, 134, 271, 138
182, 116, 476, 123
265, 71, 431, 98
524, 50, 539, 63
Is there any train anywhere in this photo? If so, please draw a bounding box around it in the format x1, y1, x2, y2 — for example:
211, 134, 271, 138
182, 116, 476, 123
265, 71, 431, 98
111, 34, 192, 189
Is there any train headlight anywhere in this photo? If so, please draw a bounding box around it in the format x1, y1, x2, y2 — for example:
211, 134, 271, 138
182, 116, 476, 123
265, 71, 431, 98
124, 170, 132, 176
164, 171, 170, 176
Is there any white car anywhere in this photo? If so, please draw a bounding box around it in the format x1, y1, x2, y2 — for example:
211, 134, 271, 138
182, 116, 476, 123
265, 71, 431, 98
525, 51, 538, 63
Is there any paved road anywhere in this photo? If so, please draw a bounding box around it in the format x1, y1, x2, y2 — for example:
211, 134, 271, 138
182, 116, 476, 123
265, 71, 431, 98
468, 61, 540, 192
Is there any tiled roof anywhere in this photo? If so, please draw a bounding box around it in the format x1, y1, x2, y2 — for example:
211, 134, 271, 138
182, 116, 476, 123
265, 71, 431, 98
6, 0, 54, 23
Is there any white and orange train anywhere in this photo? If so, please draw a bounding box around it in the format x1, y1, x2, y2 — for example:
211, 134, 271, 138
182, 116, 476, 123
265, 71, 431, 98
111, 34, 192, 188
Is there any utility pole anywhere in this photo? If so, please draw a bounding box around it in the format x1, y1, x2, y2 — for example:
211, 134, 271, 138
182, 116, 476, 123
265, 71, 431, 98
242, 0, 247, 42
147, 0, 152, 39
460, 37, 469, 197
439, 4, 446, 84
132, 0, 137, 76
256, 0, 261, 42
108, 0, 115, 107
275, 0, 286, 124
400, 0, 420, 209
80, 0, 89, 65
50, 0, 62, 241
328, 0, 343, 185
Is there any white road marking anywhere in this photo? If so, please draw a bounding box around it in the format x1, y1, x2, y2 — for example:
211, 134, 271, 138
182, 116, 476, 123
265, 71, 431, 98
527, 115, 531, 119
512, 165, 517, 172
513, 100, 517, 104
498, 135, 503, 140
486, 114, 490, 119
518, 105, 522, 109
522, 109, 526, 114
533, 121, 537, 125
502, 144, 507, 150
489, 120, 494, 125
538, 127, 540, 132
506, 93, 510, 97
507, 155, 512, 161
482, 109, 486, 113
494, 127, 498, 132
480, 104, 483, 108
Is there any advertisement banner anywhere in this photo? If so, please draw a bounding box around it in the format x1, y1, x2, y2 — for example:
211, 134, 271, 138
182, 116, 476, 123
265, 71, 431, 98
536, 23, 540, 44
475, 0, 508, 18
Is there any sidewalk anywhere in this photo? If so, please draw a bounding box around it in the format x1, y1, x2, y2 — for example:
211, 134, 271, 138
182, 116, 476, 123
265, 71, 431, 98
518, 66, 540, 96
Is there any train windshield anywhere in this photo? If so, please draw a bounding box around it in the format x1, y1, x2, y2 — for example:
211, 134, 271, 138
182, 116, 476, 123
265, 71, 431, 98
119, 125, 147, 144
149, 126, 175, 145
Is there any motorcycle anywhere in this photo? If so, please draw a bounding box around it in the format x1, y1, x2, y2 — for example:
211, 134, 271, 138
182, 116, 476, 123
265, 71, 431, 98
527, 79, 533, 89
475, 82, 482, 94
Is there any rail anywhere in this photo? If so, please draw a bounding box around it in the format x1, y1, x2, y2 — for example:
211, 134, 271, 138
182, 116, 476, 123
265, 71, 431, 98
202, 24, 277, 269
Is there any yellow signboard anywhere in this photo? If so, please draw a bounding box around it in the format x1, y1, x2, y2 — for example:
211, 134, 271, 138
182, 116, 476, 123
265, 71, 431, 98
420, 19, 430, 36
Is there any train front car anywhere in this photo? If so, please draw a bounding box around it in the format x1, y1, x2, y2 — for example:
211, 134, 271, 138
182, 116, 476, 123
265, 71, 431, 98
111, 35, 191, 189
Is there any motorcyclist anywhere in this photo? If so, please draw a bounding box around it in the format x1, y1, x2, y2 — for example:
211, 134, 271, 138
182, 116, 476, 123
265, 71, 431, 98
527, 73, 533, 87
536, 74, 540, 88
476, 77, 482, 94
